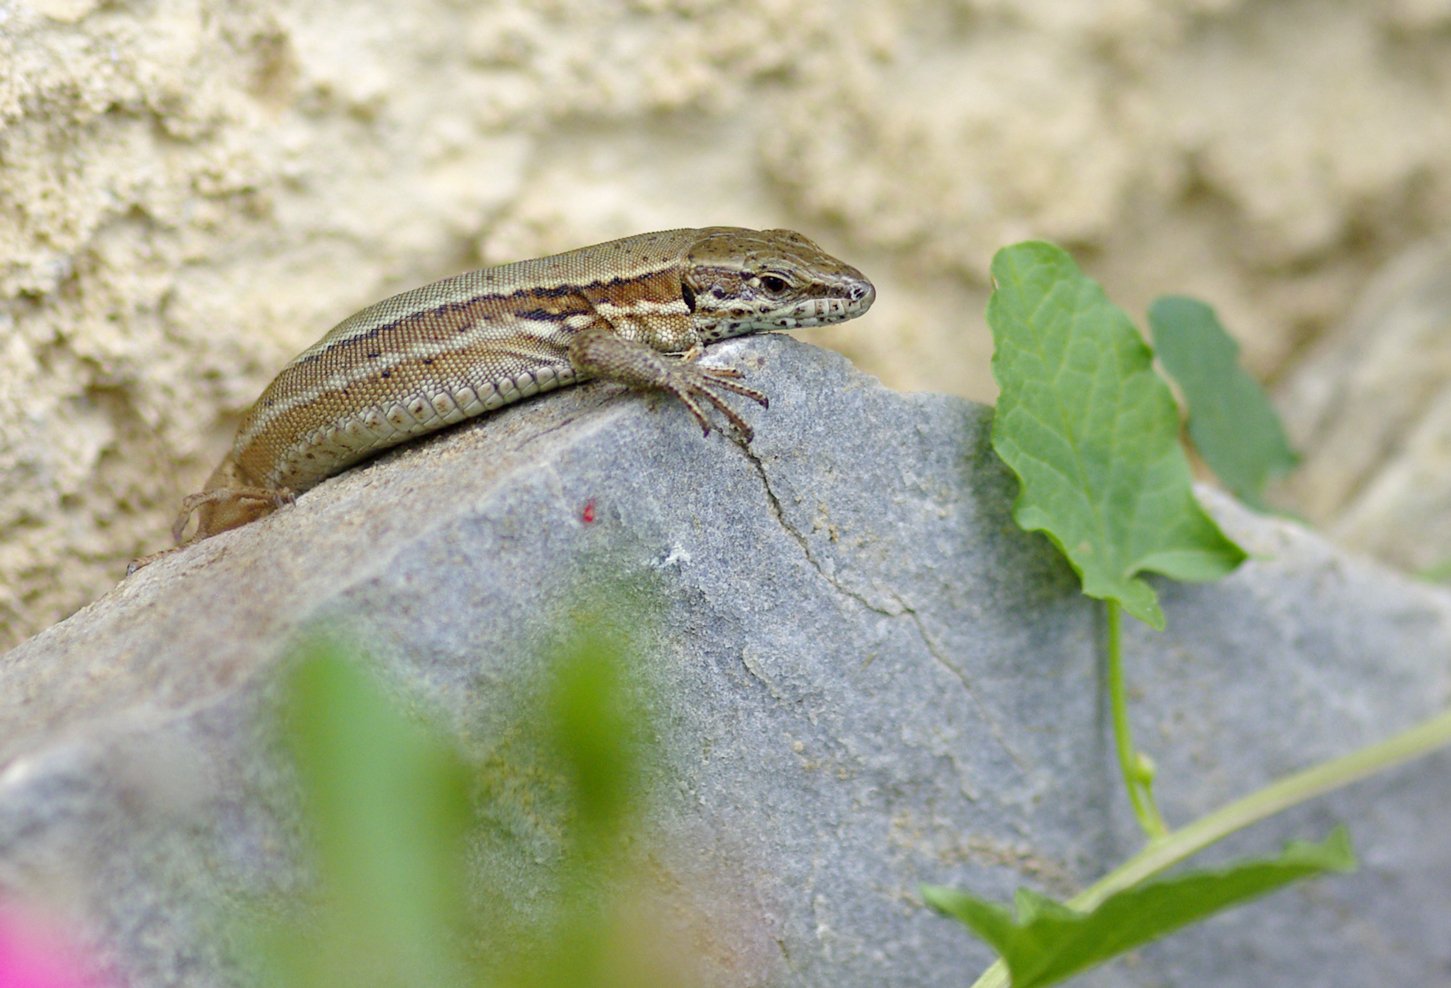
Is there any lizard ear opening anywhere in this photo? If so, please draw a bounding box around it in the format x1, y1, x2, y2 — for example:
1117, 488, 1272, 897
680, 280, 696, 312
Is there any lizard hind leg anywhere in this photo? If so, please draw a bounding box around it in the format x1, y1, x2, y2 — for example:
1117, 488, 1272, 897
126, 484, 290, 575
168, 450, 296, 545
171, 485, 294, 544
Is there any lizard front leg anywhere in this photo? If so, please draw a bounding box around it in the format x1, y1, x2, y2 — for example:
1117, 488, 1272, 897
567, 324, 768, 440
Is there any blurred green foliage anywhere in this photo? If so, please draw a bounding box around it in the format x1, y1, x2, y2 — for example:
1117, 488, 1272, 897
249, 611, 696, 988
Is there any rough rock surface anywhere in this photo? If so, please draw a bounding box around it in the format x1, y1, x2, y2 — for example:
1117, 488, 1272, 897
1275, 237, 1451, 573
2, 339, 1449, 987
6, 0, 1451, 647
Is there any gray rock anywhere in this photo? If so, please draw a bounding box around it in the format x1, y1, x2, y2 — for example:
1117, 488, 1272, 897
2, 337, 1449, 987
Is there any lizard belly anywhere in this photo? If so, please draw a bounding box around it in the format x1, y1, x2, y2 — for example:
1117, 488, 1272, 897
244, 359, 579, 492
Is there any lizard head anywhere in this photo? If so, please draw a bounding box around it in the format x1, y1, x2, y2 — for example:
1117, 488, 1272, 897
682, 228, 875, 342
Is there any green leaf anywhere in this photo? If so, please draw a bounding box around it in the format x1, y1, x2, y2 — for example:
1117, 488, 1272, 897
547, 625, 647, 844
474, 609, 673, 988
1149, 296, 1298, 510
988, 242, 1247, 629
247, 603, 689, 988
1420, 558, 1451, 584
266, 642, 474, 988
923, 828, 1355, 988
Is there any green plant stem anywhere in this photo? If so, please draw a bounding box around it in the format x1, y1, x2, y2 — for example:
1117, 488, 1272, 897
1106, 601, 1168, 839
966, 704, 1451, 988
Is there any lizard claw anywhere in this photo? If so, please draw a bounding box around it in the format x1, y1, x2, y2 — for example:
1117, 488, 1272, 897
663, 361, 767, 441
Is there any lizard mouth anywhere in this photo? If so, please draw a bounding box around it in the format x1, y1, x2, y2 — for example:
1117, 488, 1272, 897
797, 273, 875, 326
845, 275, 876, 310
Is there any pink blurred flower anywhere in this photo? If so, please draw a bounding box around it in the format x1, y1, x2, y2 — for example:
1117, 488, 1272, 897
0, 904, 113, 988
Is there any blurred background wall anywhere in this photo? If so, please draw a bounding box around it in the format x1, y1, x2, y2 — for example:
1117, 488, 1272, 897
3, 0, 1450, 648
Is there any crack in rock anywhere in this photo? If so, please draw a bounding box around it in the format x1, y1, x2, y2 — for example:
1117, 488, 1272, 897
737, 443, 898, 620
887, 589, 1030, 774
738, 445, 1029, 773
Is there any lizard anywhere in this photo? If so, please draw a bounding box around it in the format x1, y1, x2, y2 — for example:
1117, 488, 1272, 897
130, 227, 874, 570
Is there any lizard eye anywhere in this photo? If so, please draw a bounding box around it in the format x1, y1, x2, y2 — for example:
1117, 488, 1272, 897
759, 274, 791, 295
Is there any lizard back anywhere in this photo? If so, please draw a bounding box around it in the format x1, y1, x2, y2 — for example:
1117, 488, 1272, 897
234, 230, 699, 491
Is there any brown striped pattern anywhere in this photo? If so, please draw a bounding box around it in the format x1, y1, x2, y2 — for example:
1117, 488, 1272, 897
185, 227, 873, 538
235, 238, 695, 490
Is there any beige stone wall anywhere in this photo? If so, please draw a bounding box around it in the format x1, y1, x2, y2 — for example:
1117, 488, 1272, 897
4, 0, 1451, 649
